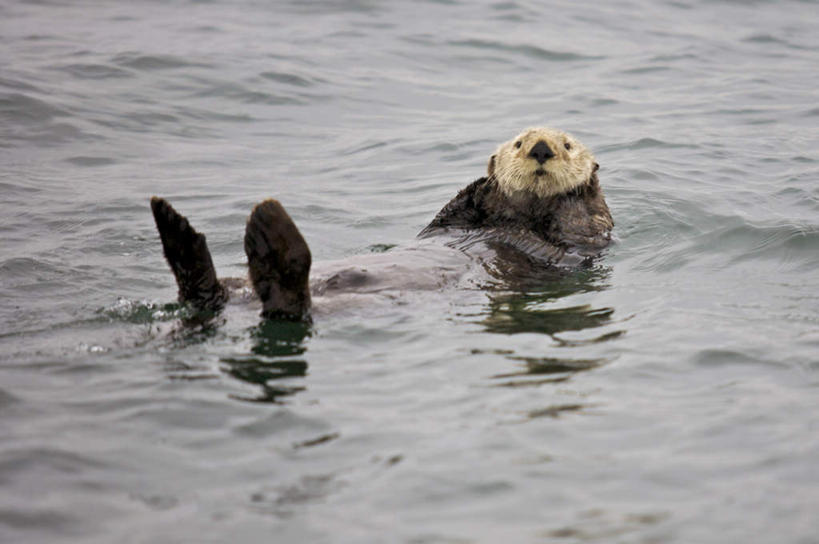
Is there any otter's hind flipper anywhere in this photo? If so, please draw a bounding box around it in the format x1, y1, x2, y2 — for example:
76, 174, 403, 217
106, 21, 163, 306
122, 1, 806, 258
244, 199, 311, 321
150, 197, 227, 312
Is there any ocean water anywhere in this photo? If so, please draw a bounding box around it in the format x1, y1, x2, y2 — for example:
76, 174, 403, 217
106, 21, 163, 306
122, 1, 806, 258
2, 0, 818, 542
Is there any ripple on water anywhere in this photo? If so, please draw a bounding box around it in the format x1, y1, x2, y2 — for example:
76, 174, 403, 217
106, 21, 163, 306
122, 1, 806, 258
694, 219, 819, 270
0, 76, 41, 93
63, 156, 118, 167
258, 71, 317, 88
526, 404, 588, 419
449, 39, 604, 62
0, 93, 68, 124
742, 33, 813, 51
0, 387, 20, 409
492, 355, 609, 388
54, 63, 134, 80
615, 137, 700, 152
231, 408, 330, 439
691, 348, 786, 369
0, 508, 79, 535
0, 446, 112, 484
110, 52, 215, 71
0, 92, 93, 146
188, 79, 303, 106
0, 256, 64, 283
0, 447, 115, 536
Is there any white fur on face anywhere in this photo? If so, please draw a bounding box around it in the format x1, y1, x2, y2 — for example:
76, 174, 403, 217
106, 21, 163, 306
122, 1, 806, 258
489, 127, 596, 198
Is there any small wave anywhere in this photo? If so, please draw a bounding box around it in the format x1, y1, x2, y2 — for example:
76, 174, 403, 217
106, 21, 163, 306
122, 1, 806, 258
596, 139, 700, 155
590, 98, 620, 106
449, 39, 602, 62
173, 105, 253, 123
55, 63, 133, 80
0, 507, 79, 534
259, 71, 316, 88
0, 92, 98, 146
283, 0, 383, 15
111, 52, 214, 71
619, 66, 671, 75
340, 139, 390, 156
526, 404, 587, 419
742, 33, 812, 51
712, 107, 772, 116
0, 92, 68, 124
0, 76, 40, 93
691, 348, 780, 368
628, 137, 698, 150
694, 219, 819, 269
0, 257, 63, 279
776, 186, 819, 212
188, 80, 302, 106
93, 110, 183, 134
493, 355, 607, 378
0, 446, 111, 477
647, 217, 819, 272
64, 156, 117, 167
733, 224, 819, 268
293, 432, 340, 449
1, 121, 88, 147
0, 387, 20, 408
649, 53, 700, 63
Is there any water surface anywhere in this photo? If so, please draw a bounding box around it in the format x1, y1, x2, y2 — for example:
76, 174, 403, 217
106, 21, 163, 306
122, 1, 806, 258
2, 0, 818, 542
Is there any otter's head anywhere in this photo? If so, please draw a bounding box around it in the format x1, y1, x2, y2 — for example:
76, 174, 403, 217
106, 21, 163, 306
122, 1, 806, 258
488, 127, 598, 198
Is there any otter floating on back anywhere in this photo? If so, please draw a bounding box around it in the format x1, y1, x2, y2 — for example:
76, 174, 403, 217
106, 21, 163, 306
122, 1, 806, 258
151, 127, 613, 321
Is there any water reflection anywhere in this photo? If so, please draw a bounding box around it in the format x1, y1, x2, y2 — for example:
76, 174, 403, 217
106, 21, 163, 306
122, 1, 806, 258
482, 261, 614, 336
527, 404, 586, 419
491, 355, 609, 388
483, 302, 614, 336
221, 320, 312, 403
481, 256, 623, 386
494, 356, 606, 377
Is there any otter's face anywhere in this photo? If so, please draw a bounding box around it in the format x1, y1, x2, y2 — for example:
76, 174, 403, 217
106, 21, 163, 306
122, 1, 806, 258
488, 127, 598, 198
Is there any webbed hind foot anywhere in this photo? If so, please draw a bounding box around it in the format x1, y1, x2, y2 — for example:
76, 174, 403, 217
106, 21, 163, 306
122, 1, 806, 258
150, 197, 227, 313
244, 199, 312, 321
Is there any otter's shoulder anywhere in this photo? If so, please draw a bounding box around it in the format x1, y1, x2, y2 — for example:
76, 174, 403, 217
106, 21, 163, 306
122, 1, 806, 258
418, 177, 500, 236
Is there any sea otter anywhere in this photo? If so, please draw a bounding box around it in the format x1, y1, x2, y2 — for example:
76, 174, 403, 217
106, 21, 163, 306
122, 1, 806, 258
151, 127, 612, 321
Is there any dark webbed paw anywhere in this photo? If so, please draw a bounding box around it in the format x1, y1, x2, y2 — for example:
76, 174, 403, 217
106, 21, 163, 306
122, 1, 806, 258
150, 197, 227, 312
244, 199, 311, 321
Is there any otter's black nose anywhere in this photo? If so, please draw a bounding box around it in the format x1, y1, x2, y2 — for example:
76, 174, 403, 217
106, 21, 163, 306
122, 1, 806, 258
528, 140, 555, 164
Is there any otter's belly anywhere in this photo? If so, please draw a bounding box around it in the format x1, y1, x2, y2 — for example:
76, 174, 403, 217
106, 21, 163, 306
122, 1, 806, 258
221, 230, 606, 316
311, 240, 472, 296
303, 241, 472, 317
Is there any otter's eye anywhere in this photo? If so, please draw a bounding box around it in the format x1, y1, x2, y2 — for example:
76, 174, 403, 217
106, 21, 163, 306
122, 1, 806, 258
564, 142, 572, 150
514, 141, 522, 149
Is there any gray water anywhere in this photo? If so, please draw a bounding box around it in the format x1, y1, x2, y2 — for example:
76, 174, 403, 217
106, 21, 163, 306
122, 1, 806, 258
2, 0, 819, 542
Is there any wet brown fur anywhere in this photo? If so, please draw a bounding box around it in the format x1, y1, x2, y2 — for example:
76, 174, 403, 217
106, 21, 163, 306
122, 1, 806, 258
420, 128, 612, 252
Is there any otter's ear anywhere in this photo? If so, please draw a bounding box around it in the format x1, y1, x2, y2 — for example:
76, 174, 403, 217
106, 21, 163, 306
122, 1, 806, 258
487, 154, 496, 177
